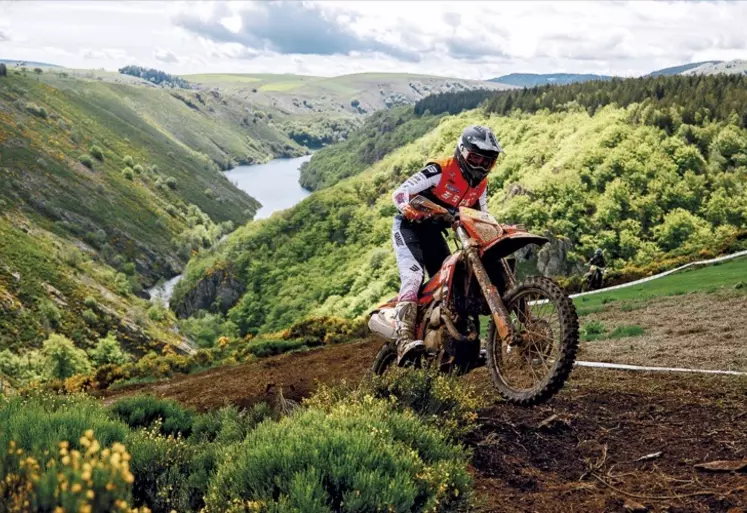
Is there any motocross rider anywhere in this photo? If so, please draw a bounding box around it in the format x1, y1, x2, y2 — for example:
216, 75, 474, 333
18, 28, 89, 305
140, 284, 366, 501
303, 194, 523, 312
588, 248, 606, 268
390, 125, 503, 364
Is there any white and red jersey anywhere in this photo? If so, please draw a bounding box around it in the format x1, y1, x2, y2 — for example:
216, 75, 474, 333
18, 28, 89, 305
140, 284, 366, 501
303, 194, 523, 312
392, 157, 488, 215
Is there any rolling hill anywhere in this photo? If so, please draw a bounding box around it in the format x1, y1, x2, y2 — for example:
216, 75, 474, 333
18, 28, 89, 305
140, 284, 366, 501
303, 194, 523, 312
183, 72, 513, 117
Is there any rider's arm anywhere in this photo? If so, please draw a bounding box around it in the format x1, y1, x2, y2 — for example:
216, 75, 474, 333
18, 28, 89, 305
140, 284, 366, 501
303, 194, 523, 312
478, 188, 488, 212
391, 164, 442, 214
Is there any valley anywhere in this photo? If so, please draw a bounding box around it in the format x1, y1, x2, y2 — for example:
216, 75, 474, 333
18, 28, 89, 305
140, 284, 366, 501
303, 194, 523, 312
1, 50, 746, 513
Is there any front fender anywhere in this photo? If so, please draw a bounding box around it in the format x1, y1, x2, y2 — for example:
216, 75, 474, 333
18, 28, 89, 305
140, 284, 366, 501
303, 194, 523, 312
481, 233, 548, 259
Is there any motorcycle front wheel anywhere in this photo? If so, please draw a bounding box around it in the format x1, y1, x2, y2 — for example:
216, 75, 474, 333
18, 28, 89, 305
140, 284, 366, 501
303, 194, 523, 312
486, 276, 579, 406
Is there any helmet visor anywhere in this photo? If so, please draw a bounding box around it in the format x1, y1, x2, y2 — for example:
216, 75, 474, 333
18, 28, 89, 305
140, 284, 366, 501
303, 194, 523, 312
463, 150, 496, 171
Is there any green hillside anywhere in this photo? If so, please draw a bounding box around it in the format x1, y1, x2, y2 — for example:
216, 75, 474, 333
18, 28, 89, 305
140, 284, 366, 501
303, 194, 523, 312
0, 69, 305, 359
298, 106, 442, 190
173, 76, 747, 336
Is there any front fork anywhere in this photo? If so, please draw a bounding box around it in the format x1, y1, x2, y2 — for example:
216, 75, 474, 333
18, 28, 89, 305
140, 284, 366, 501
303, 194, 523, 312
455, 226, 513, 343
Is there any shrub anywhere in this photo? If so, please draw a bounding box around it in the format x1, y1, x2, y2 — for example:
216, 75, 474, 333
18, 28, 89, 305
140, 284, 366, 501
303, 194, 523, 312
242, 338, 307, 358
33, 67, 43, 74
0, 393, 136, 512
0, 63, 6, 77
26, 102, 48, 118
165, 176, 177, 189
82, 308, 98, 326
351, 98, 360, 108
285, 315, 368, 345
89, 145, 104, 160
83, 295, 97, 308
122, 167, 135, 180
178, 312, 239, 349
110, 394, 195, 437
204, 188, 214, 199
123, 155, 135, 167
79, 154, 94, 169
37, 298, 62, 328
126, 428, 211, 512
42, 333, 92, 380
190, 403, 272, 445
89, 332, 131, 366
204, 397, 472, 512
361, 368, 483, 439
133, 164, 144, 174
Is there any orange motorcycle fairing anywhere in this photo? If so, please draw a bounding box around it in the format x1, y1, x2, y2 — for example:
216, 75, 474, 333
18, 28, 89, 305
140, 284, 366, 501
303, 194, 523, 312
418, 251, 462, 306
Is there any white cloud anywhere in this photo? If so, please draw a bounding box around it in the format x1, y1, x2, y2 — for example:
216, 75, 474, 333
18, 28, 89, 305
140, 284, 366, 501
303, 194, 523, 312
0, 0, 744, 78
154, 48, 179, 63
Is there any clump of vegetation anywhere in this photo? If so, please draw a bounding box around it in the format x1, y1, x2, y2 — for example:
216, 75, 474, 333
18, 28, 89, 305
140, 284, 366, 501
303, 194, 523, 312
89, 144, 105, 160
133, 164, 144, 175
26, 102, 48, 118
111, 395, 196, 437
81, 308, 98, 326
123, 155, 135, 167
205, 392, 471, 512
79, 153, 94, 169
165, 176, 177, 189
42, 333, 93, 380
0, 365, 477, 513
89, 332, 131, 367
0, 63, 7, 77
122, 167, 135, 180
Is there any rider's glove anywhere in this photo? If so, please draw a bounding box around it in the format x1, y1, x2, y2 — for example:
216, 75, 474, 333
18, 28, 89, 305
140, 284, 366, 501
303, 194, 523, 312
401, 203, 428, 222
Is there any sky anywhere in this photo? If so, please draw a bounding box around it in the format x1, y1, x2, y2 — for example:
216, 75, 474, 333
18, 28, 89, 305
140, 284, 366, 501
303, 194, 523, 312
1, 0, 745, 79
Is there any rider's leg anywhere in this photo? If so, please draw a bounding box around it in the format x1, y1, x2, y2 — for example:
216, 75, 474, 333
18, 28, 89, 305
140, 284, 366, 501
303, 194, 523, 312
421, 223, 451, 279
392, 216, 426, 363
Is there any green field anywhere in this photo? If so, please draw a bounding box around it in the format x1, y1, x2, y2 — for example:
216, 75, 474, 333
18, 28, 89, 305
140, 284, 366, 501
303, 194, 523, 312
574, 256, 747, 315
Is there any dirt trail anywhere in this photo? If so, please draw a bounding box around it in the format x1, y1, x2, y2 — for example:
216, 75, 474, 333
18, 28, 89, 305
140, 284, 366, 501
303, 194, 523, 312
100, 332, 747, 512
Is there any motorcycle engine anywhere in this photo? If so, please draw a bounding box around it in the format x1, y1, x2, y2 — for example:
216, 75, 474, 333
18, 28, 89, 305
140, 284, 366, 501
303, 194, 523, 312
422, 305, 446, 353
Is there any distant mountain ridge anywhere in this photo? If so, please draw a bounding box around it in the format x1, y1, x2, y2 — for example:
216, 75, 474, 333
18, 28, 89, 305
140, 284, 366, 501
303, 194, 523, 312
489, 73, 613, 87
0, 58, 61, 68
646, 61, 723, 77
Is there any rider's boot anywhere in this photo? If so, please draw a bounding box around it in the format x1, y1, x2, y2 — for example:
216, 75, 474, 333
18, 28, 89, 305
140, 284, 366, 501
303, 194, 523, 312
394, 301, 425, 365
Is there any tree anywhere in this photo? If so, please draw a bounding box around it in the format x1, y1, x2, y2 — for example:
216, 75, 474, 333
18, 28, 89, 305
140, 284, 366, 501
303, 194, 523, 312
89, 332, 130, 366
42, 333, 92, 380
0, 63, 7, 77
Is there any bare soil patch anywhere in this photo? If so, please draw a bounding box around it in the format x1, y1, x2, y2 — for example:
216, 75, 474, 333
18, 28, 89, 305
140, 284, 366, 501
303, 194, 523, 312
578, 292, 747, 372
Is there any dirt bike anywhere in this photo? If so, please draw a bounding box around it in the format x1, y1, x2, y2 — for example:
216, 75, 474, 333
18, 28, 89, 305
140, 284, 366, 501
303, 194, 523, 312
582, 264, 605, 292
368, 196, 579, 406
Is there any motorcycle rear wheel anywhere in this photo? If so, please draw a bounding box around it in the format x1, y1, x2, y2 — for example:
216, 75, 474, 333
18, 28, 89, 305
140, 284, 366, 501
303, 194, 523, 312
486, 276, 579, 406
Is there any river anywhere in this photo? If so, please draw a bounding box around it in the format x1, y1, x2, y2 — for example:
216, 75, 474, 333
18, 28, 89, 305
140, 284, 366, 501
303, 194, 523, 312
147, 154, 313, 304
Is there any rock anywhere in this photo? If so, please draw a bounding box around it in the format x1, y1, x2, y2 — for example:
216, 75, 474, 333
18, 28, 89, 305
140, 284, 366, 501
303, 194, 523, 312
536, 236, 576, 276
623, 499, 648, 512
171, 265, 245, 318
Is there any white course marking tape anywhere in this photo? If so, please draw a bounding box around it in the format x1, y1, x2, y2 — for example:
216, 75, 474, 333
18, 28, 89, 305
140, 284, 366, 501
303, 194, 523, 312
570, 249, 747, 299
575, 360, 747, 376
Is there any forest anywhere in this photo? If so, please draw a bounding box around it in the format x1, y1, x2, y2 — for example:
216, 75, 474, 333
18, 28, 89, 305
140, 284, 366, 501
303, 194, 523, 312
173, 74, 747, 337
298, 107, 442, 190
118, 65, 191, 89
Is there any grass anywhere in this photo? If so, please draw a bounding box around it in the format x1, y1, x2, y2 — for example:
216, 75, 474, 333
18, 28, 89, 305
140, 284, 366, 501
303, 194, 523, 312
574, 256, 747, 316
581, 320, 645, 341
